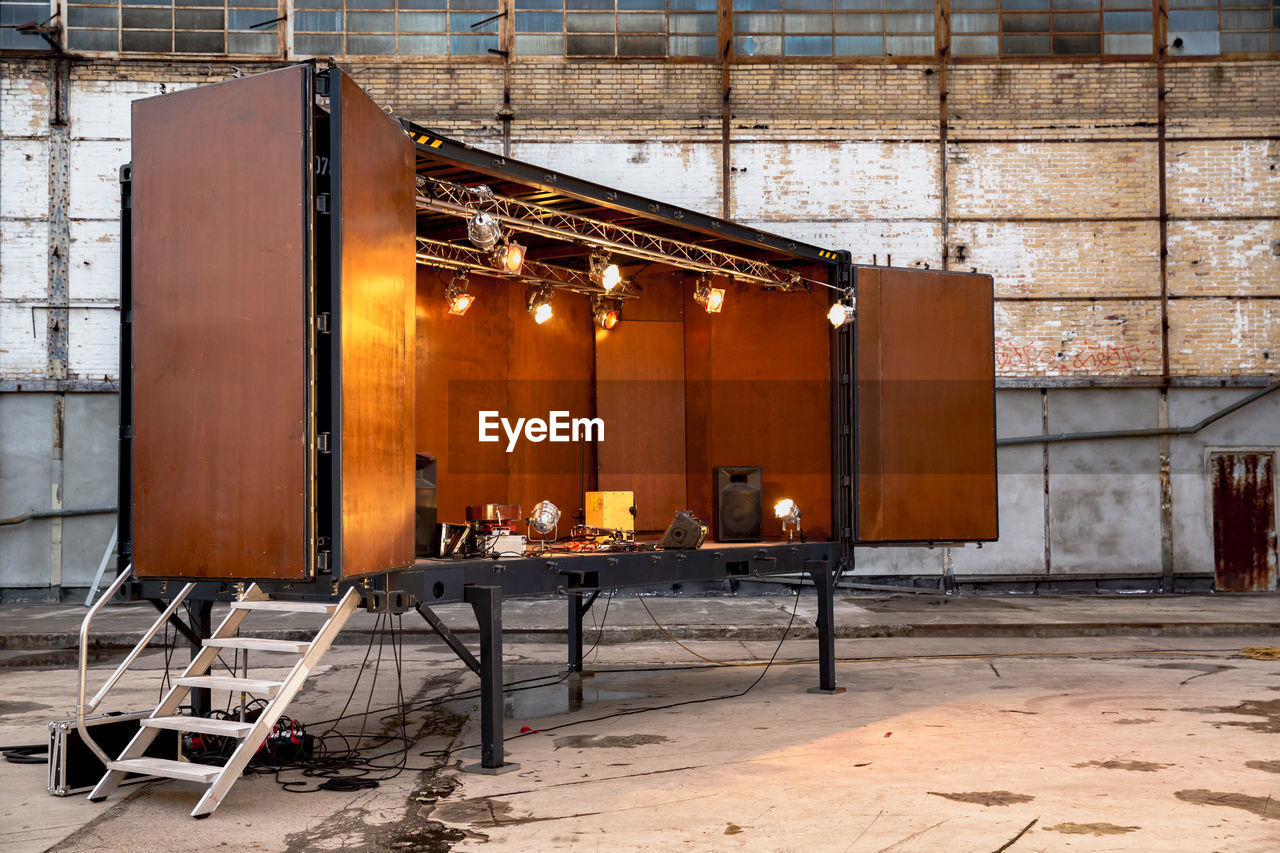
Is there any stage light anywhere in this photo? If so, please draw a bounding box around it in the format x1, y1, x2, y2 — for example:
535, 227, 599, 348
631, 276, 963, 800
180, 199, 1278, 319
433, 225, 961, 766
693, 277, 725, 314
493, 239, 525, 274
774, 498, 802, 542
590, 251, 622, 292
773, 498, 801, 524
467, 212, 502, 250
828, 291, 855, 328
445, 274, 474, 317
527, 286, 554, 324
592, 297, 620, 331
528, 500, 561, 536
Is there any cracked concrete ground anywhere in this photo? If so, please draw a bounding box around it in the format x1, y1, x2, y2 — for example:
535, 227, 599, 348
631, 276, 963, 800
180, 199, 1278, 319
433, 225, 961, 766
2, 599, 1280, 851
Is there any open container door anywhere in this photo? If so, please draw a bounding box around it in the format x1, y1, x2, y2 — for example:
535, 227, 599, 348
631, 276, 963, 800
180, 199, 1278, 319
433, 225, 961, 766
126, 65, 416, 581
324, 68, 417, 578
128, 66, 316, 580
854, 267, 998, 544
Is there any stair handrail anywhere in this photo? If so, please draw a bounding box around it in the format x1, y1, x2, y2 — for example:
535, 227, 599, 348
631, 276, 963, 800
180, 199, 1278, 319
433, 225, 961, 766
77, 564, 197, 764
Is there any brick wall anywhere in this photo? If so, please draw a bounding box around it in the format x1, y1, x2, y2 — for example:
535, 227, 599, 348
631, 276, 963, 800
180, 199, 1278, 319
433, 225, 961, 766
3, 55, 1278, 385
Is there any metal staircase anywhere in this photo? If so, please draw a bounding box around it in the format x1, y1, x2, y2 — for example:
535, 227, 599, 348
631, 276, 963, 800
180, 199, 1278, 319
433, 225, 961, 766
77, 567, 360, 819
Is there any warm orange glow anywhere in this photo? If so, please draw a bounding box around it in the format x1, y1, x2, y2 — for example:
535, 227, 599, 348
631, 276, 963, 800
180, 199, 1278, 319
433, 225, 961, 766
598, 309, 618, 330
500, 241, 525, 274
533, 302, 553, 324
704, 287, 725, 313
448, 292, 475, 316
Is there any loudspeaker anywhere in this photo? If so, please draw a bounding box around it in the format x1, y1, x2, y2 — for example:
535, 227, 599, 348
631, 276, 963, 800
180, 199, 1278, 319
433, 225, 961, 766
661, 510, 708, 550
714, 466, 763, 542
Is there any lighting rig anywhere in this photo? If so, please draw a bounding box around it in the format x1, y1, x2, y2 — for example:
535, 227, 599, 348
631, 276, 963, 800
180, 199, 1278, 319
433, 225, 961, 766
413, 174, 859, 328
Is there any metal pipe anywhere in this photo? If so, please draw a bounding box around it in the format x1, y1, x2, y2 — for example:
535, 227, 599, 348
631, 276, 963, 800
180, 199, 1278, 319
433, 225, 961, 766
997, 380, 1280, 447
77, 564, 196, 766
0, 505, 116, 526
88, 582, 196, 710
76, 564, 134, 766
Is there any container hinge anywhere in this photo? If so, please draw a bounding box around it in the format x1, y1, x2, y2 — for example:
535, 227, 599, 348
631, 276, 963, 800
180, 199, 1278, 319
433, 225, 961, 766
317, 312, 330, 334
316, 71, 331, 97
316, 193, 331, 215
317, 550, 331, 573
317, 432, 331, 454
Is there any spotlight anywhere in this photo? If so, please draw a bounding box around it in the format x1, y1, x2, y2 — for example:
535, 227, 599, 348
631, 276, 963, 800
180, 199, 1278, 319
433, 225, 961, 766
445, 272, 476, 315
492, 239, 525, 274
693, 277, 725, 314
592, 297, 620, 331
467, 212, 502, 250
527, 285, 554, 325
773, 498, 803, 542
590, 251, 622, 292
528, 500, 561, 536
828, 289, 855, 328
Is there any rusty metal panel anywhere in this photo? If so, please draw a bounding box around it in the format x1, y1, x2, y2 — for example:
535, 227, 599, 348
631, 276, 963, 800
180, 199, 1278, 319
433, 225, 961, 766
855, 267, 997, 543
332, 70, 416, 577
1210, 452, 1278, 592
131, 66, 312, 579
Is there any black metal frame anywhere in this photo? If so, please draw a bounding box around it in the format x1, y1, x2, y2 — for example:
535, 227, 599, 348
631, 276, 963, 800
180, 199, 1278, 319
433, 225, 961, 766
118, 166, 133, 567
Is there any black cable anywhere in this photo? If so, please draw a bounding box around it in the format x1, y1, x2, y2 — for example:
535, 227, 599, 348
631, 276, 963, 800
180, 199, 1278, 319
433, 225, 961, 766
420, 584, 806, 760
583, 589, 613, 662
2, 744, 47, 764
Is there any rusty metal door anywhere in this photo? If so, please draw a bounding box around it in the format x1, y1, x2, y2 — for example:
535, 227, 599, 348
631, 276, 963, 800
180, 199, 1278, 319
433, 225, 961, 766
854, 267, 998, 543
328, 69, 417, 578
129, 66, 314, 580
1210, 452, 1278, 592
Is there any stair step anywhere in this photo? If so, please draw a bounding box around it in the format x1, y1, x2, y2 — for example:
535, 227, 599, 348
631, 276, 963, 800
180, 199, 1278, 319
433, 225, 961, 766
176, 675, 283, 696
108, 757, 222, 784
141, 715, 255, 738
206, 637, 310, 653
231, 600, 337, 615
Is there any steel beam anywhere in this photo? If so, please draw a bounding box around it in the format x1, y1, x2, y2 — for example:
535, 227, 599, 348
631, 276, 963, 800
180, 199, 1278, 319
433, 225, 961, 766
463, 585, 519, 774
806, 560, 845, 695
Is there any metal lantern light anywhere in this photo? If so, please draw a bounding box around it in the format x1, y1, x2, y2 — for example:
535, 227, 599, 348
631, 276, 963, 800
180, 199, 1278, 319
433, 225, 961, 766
466, 212, 502, 250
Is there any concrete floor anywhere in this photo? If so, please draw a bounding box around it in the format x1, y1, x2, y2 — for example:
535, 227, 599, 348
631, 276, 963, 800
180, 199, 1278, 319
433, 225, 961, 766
2, 598, 1279, 851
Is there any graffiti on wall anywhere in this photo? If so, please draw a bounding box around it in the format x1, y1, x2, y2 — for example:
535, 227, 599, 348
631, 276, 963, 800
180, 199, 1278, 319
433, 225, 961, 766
996, 338, 1163, 374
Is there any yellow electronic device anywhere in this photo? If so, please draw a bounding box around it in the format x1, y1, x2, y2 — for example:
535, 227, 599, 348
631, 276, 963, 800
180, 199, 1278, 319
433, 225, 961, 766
585, 491, 635, 531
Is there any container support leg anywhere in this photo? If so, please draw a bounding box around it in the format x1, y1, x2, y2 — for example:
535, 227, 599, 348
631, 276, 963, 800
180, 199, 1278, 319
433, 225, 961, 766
806, 560, 845, 695
463, 585, 519, 774
567, 590, 599, 673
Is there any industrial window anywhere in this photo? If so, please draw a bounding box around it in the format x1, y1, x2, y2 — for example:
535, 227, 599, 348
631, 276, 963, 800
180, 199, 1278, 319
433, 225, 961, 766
512, 0, 716, 57
1, 0, 53, 50
1167, 0, 1279, 55
950, 0, 1154, 57
64, 0, 280, 55
733, 0, 937, 59
293, 0, 499, 56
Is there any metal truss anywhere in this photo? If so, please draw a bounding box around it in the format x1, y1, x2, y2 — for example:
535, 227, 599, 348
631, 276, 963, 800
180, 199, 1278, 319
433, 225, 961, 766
417, 178, 816, 291
415, 237, 634, 299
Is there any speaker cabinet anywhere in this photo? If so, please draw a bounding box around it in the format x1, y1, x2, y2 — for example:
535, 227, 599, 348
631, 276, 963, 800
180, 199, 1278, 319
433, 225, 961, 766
714, 466, 763, 542
661, 510, 708, 549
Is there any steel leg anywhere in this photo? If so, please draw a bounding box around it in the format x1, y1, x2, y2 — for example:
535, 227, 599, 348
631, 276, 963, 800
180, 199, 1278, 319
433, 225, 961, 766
188, 599, 213, 715
806, 560, 846, 695
568, 592, 584, 672
463, 585, 518, 774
